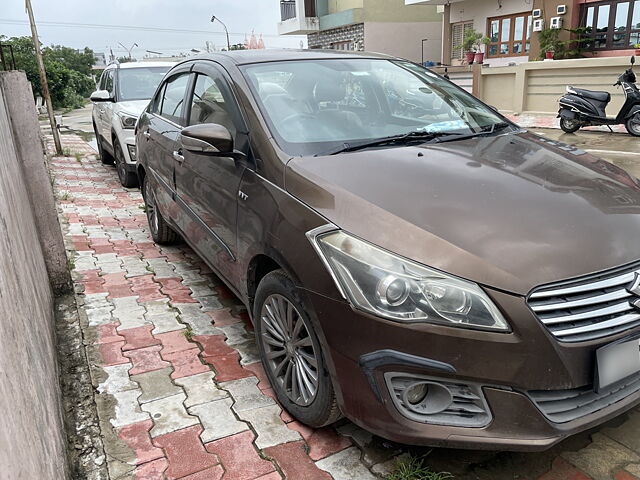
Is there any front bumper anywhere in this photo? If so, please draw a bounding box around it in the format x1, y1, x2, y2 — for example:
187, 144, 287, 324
303, 288, 640, 451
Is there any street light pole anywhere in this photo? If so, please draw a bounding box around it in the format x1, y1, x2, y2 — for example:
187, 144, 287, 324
118, 42, 138, 60
25, 0, 62, 155
211, 16, 231, 51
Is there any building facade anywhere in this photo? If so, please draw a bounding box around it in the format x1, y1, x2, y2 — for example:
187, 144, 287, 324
277, 0, 443, 64
407, 0, 640, 66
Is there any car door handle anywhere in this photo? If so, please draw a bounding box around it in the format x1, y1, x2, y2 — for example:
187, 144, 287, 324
173, 150, 184, 164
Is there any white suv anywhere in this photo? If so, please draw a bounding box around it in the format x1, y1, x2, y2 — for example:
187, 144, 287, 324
91, 61, 174, 187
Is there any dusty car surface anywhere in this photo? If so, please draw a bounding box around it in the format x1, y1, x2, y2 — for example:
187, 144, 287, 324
135, 50, 640, 451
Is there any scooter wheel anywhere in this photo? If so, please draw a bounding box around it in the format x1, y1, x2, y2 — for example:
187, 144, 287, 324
625, 114, 640, 137
560, 118, 581, 134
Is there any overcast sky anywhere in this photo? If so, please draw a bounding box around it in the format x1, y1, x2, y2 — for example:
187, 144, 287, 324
1, 0, 306, 58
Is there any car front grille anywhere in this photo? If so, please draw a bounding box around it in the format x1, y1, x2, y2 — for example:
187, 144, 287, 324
527, 262, 640, 342
529, 372, 640, 423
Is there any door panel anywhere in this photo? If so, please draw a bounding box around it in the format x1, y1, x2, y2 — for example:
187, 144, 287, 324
175, 68, 250, 285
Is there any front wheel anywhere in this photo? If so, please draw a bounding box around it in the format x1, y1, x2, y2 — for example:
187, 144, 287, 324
625, 113, 640, 137
560, 117, 581, 134
254, 270, 341, 428
114, 142, 139, 188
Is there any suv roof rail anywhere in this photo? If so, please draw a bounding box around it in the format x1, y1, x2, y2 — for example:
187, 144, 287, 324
107, 59, 120, 67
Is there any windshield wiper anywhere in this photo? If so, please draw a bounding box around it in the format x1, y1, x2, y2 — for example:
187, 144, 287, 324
432, 122, 514, 144
317, 131, 461, 156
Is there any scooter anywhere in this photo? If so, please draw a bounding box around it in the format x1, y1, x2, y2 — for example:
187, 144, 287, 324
558, 56, 640, 137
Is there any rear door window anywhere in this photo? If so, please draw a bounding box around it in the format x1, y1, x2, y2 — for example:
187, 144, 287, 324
158, 74, 191, 125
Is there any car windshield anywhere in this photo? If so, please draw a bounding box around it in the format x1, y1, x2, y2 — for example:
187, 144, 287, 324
118, 66, 170, 101
241, 59, 509, 156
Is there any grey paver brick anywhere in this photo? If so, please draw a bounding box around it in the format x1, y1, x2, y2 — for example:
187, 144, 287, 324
221, 377, 274, 412
98, 364, 138, 394
132, 367, 183, 404
110, 389, 150, 428
85, 306, 114, 327
234, 341, 261, 366
145, 258, 176, 279
148, 313, 184, 334
141, 393, 199, 437
219, 323, 253, 346
194, 295, 224, 311
188, 397, 248, 442
113, 296, 149, 330
236, 405, 300, 449
175, 371, 228, 408
562, 433, 640, 480
316, 447, 377, 480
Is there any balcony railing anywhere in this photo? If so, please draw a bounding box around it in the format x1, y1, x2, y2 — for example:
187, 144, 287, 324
280, 1, 296, 21
280, 0, 317, 21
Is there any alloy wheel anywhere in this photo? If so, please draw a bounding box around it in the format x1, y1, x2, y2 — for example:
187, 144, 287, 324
115, 145, 126, 184
144, 179, 159, 235
259, 294, 319, 406
627, 114, 640, 136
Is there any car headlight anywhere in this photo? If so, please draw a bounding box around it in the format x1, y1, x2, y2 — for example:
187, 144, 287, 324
118, 112, 138, 129
308, 229, 509, 331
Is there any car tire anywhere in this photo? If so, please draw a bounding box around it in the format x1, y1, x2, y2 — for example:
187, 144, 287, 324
254, 269, 342, 428
625, 113, 640, 137
560, 118, 581, 134
114, 141, 139, 188
142, 175, 179, 244
94, 125, 115, 165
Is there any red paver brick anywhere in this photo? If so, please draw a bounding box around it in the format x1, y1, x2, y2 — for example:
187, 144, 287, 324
124, 345, 171, 375
153, 425, 219, 480
133, 457, 168, 479
615, 471, 640, 480
135, 242, 164, 259
94, 323, 125, 344
80, 270, 105, 294
254, 473, 282, 480
264, 441, 331, 480
121, 326, 161, 351
537, 458, 592, 480
286, 422, 351, 461
131, 275, 164, 302
194, 335, 235, 357
243, 362, 271, 391
117, 420, 164, 465
180, 465, 224, 480
203, 353, 254, 382
103, 273, 133, 298
155, 330, 194, 355
162, 348, 210, 379
205, 430, 275, 480
99, 341, 128, 366
158, 277, 196, 303
207, 309, 242, 327
73, 240, 93, 251
93, 244, 116, 254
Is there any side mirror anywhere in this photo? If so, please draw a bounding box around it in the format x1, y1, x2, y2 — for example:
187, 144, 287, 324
181, 123, 233, 154
90, 90, 113, 102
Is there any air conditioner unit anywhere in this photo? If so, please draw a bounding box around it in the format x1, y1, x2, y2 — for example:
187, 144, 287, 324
557, 5, 567, 15
532, 9, 543, 18
550, 16, 563, 29
533, 18, 545, 32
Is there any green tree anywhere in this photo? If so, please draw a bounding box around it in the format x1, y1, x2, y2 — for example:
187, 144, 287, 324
0, 35, 96, 109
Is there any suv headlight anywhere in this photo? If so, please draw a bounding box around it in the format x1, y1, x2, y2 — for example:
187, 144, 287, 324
118, 111, 138, 129
308, 229, 509, 332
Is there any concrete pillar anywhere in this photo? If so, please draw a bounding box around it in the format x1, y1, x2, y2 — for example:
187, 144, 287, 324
0, 71, 71, 294
441, 4, 452, 65
513, 66, 527, 113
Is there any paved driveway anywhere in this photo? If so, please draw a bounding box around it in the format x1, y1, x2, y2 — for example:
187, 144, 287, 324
50, 132, 640, 480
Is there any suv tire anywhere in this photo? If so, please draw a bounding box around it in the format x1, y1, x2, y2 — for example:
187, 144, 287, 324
254, 270, 341, 428
114, 141, 139, 188
142, 175, 179, 244
94, 125, 114, 165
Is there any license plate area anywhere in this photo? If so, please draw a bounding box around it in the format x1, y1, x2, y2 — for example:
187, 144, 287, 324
596, 338, 640, 391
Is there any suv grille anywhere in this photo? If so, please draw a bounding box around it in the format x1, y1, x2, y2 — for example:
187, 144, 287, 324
529, 372, 640, 423
527, 263, 640, 342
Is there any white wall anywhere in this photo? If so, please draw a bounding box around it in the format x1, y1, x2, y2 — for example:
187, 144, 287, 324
449, 0, 533, 67
364, 21, 442, 63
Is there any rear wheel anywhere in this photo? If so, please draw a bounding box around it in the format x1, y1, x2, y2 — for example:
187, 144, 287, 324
114, 141, 139, 188
560, 117, 581, 134
625, 113, 640, 137
142, 175, 179, 244
254, 270, 341, 428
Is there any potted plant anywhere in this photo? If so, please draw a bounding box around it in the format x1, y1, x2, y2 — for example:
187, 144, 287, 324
474, 36, 491, 64
457, 30, 483, 64
538, 28, 562, 60
635, 44, 640, 56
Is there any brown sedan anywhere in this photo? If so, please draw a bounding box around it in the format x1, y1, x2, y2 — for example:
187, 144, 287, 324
136, 50, 640, 451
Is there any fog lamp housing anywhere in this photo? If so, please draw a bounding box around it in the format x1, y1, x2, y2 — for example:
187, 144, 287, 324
127, 144, 137, 161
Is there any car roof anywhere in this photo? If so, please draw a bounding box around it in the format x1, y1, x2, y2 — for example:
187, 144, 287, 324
180, 49, 397, 66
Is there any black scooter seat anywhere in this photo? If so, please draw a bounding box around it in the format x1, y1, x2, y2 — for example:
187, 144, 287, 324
569, 87, 611, 102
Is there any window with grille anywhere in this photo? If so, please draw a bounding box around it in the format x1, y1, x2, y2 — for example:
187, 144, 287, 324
331, 41, 354, 51
487, 12, 533, 57
581, 0, 640, 50
451, 21, 474, 60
